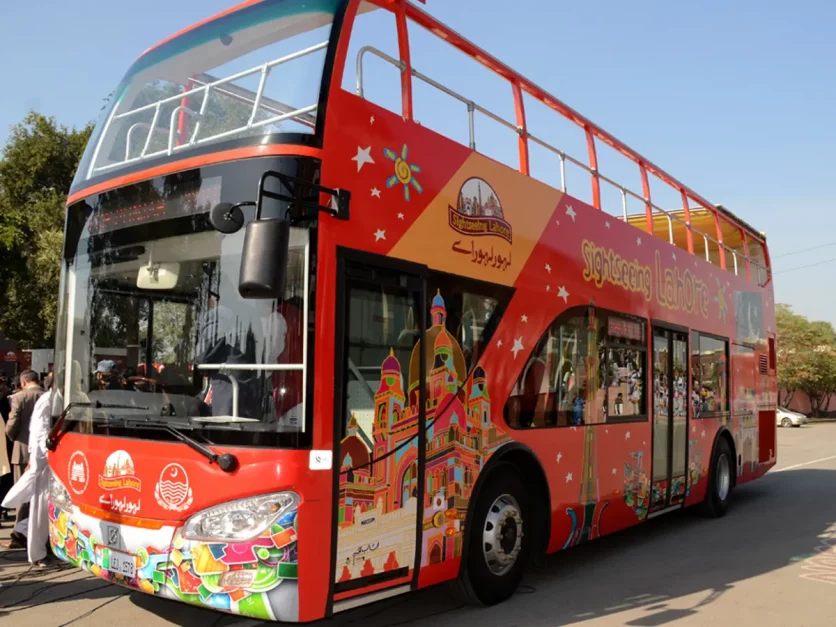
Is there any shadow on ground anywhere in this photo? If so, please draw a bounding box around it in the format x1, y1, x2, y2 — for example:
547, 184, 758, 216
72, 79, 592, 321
3, 467, 832, 626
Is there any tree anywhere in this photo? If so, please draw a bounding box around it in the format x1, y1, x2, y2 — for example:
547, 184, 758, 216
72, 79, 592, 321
776, 303, 836, 416
776, 304, 808, 407
0, 111, 92, 347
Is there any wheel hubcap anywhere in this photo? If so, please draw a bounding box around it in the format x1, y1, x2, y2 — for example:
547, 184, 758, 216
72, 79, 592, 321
482, 494, 523, 576
717, 453, 731, 501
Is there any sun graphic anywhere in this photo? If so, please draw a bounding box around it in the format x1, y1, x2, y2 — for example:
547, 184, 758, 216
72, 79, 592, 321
384, 144, 423, 202
714, 277, 728, 323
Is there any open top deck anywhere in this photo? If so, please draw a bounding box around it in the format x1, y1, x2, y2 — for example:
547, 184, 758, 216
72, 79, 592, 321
71, 0, 770, 285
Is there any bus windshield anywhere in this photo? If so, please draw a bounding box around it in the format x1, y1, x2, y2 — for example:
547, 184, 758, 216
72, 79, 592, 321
72, 0, 339, 189
56, 166, 310, 447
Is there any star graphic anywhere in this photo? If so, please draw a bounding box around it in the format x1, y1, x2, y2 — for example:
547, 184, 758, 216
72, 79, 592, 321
672, 252, 677, 261
565, 205, 577, 221
565, 472, 573, 483
511, 337, 525, 359
643, 441, 646, 446
370, 115, 375, 125
546, 285, 551, 292
701, 430, 706, 438
374, 229, 386, 241
612, 468, 617, 475
397, 212, 404, 220
521, 314, 528, 323
545, 263, 552, 274
625, 431, 631, 440
557, 286, 569, 303
555, 219, 561, 226
556, 452, 563, 463
694, 260, 698, 267
692, 425, 696, 432
371, 187, 381, 198
496, 339, 503, 348
636, 237, 642, 246
352, 146, 374, 172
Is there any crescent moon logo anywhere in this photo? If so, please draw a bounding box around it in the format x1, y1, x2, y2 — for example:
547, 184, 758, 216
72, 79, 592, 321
170, 467, 179, 479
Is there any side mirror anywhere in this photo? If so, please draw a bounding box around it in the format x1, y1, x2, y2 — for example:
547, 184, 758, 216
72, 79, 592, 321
238, 217, 290, 299
209, 202, 246, 234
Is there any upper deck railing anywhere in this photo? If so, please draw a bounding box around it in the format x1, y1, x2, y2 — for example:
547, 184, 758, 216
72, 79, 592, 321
354, 0, 771, 287
87, 41, 328, 178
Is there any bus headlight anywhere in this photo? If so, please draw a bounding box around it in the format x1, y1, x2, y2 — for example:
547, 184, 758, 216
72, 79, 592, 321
182, 491, 299, 543
49, 471, 73, 510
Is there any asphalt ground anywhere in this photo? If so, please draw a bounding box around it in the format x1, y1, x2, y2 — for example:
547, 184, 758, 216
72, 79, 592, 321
1, 423, 835, 627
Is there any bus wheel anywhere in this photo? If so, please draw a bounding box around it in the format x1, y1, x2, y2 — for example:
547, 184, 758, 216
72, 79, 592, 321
700, 437, 733, 518
457, 462, 531, 606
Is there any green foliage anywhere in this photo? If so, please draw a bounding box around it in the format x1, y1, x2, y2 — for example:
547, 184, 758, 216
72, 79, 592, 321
0, 111, 92, 348
776, 303, 836, 415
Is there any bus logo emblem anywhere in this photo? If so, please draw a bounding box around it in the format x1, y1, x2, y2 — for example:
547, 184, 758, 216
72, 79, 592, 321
154, 463, 194, 512
67, 451, 89, 495
98, 450, 141, 492
449, 177, 512, 244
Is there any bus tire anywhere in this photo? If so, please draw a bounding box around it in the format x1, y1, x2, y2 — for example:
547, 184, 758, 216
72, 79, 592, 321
456, 462, 531, 606
699, 436, 733, 518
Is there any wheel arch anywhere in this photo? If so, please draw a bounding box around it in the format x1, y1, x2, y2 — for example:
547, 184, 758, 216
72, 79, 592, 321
459, 442, 551, 574
712, 425, 738, 487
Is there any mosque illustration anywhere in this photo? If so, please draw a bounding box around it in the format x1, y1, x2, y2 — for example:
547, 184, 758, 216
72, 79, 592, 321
336, 291, 510, 583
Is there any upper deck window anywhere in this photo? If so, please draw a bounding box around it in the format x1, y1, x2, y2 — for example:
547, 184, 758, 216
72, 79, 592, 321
73, 0, 339, 190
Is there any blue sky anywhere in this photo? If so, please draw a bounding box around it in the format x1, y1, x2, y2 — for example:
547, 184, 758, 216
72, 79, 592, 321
1, 0, 834, 324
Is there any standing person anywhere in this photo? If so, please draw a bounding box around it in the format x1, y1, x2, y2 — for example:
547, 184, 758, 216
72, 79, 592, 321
1, 390, 53, 565
5, 370, 44, 547
0, 375, 11, 523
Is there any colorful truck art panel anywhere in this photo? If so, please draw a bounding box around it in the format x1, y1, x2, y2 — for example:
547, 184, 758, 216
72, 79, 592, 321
623, 451, 650, 519
48, 502, 299, 621
336, 291, 511, 585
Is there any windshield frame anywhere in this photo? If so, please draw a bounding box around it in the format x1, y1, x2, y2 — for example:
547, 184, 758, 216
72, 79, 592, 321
69, 0, 351, 198
55, 156, 319, 449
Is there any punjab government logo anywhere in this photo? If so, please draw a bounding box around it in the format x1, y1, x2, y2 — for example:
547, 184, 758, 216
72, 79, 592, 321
154, 463, 194, 512
449, 177, 512, 243
98, 449, 141, 492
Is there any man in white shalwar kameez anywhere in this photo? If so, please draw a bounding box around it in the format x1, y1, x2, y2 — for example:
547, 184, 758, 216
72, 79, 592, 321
1, 390, 52, 565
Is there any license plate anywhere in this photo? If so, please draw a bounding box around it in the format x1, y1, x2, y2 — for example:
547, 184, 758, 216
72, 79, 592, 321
105, 549, 136, 579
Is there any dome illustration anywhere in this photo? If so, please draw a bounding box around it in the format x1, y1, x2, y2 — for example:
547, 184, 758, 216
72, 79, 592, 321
408, 291, 466, 395
382, 348, 401, 376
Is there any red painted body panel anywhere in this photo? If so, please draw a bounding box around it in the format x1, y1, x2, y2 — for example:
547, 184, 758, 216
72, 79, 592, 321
317, 88, 777, 582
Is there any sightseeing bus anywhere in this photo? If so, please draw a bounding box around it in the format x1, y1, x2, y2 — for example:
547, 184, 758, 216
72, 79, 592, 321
46, 0, 777, 622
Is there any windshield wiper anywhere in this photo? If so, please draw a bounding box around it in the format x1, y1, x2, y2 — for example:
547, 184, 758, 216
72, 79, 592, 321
46, 401, 149, 452
114, 418, 239, 473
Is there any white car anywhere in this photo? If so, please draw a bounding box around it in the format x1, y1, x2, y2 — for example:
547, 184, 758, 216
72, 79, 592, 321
777, 406, 808, 428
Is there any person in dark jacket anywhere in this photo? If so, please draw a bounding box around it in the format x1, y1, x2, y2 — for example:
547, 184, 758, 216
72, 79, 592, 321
5, 370, 44, 545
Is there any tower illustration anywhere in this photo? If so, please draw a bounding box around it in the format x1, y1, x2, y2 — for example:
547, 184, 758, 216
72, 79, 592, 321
563, 306, 609, 547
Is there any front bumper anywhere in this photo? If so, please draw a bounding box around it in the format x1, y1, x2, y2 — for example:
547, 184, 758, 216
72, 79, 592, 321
48, 500, 300, 621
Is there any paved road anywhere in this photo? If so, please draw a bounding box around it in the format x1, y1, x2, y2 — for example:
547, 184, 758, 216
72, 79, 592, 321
2, 424, 836, 627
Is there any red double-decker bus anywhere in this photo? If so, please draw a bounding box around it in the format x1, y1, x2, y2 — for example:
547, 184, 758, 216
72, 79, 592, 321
46, 0, 777, 622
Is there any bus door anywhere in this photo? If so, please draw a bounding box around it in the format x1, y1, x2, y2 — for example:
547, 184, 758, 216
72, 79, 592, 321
650, 326, 689, 516
331, 252, 427, 607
